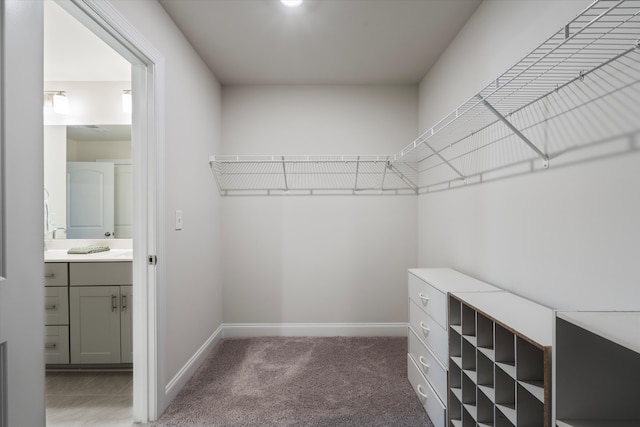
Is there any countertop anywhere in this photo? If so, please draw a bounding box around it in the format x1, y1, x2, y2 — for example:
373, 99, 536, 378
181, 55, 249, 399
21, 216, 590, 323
44, 239, 133, 263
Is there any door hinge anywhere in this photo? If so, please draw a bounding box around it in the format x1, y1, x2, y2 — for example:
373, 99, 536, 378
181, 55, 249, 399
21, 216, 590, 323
147, 255, 157, 265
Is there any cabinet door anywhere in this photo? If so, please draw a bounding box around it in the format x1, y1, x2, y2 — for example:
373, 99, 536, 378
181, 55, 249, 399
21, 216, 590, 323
70, 286, 121, 364
45, 287, 69, 325
120, 286, 133, 364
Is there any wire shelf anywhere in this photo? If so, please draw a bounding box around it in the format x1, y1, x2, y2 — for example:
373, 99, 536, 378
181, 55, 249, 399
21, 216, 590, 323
210, 0, 640, 196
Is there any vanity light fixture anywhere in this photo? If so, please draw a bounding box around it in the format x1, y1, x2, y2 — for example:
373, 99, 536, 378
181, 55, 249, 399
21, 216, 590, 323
280, 0, 303, 7
44, 91, 69, 115
122, 90, 132, 114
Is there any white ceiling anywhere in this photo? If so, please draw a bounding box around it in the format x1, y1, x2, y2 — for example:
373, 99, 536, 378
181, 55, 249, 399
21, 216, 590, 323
44, 0, 131, 82
158, 0, 482, 85
44, 0, 482, 86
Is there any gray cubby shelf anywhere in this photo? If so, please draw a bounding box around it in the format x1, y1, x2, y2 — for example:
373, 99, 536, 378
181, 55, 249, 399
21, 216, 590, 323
554, 311, 640, 426
448, 291, 554, 427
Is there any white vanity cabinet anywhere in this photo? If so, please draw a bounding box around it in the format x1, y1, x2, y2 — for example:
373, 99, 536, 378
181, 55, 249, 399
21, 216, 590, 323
69, 262, 132, 364
44, 263, 70, 364
407, 268, 500, 427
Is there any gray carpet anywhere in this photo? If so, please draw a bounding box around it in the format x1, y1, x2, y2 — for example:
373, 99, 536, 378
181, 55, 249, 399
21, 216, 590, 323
153, 336, 434, 426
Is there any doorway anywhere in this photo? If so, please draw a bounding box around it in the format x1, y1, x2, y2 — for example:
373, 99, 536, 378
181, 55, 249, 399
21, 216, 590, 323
43, 0, 162, 423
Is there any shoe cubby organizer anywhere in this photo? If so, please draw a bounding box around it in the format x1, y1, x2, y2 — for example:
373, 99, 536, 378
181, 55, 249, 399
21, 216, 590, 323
448, 291, 554, 427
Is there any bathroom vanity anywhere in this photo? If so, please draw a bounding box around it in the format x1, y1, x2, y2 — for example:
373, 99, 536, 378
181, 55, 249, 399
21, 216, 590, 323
44, 246, 133, 367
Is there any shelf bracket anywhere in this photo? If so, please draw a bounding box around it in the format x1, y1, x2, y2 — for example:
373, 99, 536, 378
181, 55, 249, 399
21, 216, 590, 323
477, 95, 549, 167
387, 163, 419, 194
418, 138, 466, 181
281, 156, 289, 191
380, 157, 389, 191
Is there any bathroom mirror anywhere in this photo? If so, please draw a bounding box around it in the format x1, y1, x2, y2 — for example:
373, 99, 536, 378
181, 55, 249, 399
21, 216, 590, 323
44, 124, 132, 239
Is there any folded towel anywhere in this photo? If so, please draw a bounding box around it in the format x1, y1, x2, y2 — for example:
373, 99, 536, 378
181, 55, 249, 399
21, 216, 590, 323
67, 245, 111, 254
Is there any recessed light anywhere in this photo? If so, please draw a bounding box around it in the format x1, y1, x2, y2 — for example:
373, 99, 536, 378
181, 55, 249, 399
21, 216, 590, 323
280, 0, 303, 7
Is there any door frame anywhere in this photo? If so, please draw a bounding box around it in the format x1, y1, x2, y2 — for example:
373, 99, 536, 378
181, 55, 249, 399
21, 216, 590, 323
55, 0, 166, 421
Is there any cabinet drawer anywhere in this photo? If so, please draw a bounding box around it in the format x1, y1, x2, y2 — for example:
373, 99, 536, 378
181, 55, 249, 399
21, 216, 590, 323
44, 263, 68, 286
45, 287, 69, 325
409, 300, 448, 366
408, 328, 447, 404
45, 325, 69, 364
70, 262, 132, 286
409, 272, 447, 329
407, 354, 446, 427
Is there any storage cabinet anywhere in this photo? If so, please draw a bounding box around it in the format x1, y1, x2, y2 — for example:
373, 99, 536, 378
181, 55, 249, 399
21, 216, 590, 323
448, 291, 553, 427
44, 261, 132, 366
407, 269, 500, 427
554, 311, 640, 426
69, 262, 132, 364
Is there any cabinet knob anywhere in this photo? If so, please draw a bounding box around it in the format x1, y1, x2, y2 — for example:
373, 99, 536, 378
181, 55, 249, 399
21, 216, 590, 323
105, 232, 112, 237
45, 343, 57, 349
418, 293, 429, 304
419, 322, 430, 334
45, 304, 57, 310
418, 356, 430, 370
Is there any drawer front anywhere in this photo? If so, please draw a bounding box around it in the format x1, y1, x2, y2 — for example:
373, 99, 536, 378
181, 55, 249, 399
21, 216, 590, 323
70, 262, 132, 286
44, 263, 68, 286
408, 273, 447, 329
45, 287, 69, 325
408, 328, 447, 403
45, 325, 69, 364
409, 300, 448, 366
407, 354, 446, 427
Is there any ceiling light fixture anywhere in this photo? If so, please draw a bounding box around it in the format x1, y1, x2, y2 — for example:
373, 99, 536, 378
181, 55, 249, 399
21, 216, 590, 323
280, 0, 303, 7
44, 91, 69, 115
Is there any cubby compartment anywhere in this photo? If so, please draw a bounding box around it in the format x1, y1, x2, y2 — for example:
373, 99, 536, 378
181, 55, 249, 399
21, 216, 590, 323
449, 328, 462, 365
495, 365, 516, 425
494, 324, 515, 379
462, 409, 476, 427
449, 357, 462, 392
516, 384, 543, 427
461, 303, 476, 345
461, 339, 476, 377
516, 337, 545, 402
449, 297, 462, 330
495, 410, 515, 427
449, 388, 462, 424
476, 351, 494, 402
476, 313, 494, 358
461, 373, 476, 406
477, 388, 494, 426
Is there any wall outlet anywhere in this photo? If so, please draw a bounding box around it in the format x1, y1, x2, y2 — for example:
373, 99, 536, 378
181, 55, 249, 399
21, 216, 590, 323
175, 210, 183, 230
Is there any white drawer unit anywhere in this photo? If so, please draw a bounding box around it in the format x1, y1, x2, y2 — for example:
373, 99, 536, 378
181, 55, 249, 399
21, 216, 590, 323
407, 268, 500, 426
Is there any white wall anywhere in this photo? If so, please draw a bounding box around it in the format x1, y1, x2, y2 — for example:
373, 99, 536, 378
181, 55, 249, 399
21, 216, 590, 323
417, 0, 640, 310
109, 0, 223, 413
221, 86, 418, 325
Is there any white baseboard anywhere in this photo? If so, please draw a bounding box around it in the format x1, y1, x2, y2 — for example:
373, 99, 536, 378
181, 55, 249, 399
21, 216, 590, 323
164, 324, 224, 403
222, 323, 409, 338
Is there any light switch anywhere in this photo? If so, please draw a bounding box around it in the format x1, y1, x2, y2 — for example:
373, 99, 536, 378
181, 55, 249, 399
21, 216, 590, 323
175, 210, 183, 230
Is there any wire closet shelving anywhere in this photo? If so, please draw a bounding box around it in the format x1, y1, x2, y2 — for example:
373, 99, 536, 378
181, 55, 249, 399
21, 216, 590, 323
210, 0, 640, 196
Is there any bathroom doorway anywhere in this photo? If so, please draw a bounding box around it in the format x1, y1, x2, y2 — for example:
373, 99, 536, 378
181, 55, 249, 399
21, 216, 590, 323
43, 0, 161, 423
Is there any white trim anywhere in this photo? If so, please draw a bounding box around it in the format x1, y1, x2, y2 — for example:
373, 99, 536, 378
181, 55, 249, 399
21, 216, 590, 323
164, 325, 224, 402
57, 0, 166, 422
222, 323, 409, 338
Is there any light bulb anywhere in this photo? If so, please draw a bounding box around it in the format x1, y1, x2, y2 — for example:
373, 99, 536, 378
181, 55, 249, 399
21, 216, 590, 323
280, 0, 303, 7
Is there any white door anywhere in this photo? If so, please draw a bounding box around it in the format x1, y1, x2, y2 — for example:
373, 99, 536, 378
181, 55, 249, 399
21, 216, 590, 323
0, 1, 46, 425
67, 161, 115, 239
115, 164, 133, 239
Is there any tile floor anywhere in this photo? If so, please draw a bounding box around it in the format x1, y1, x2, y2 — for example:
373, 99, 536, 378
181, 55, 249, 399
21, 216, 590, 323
46, 371, 134, 427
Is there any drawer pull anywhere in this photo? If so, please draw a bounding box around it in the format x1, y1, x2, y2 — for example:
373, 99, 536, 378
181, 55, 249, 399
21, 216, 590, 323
419, 322, 430, 334
418, 356, 430, 369
121, 295, 127, 312
45, 304, 57, 310
45, 343, 57, 349
416, 384, 429, 399
44, 273, 56, 278
112, 295, 118, 312
418, 293, 429, 303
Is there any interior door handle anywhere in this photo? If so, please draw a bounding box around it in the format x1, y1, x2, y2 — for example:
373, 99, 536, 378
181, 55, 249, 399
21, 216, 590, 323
105, 232, 112, 237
